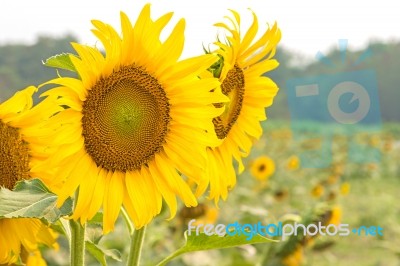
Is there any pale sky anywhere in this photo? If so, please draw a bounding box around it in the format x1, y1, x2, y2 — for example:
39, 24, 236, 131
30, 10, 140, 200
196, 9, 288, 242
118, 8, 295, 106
0, 0, 399, 59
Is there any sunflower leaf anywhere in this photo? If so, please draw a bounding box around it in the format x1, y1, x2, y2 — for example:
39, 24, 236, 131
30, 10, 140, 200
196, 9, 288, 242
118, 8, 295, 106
86, 241, 122, 266
86, 223, 104, 244
0, 179, 72, 223
43, 53, 76, 72
156, 231, 276, 266
88, 212, 103, 225
49, 218, 71, 239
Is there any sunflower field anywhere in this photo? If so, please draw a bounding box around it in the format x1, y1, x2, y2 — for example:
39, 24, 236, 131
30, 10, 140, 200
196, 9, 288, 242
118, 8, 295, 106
25, 121, 399, 266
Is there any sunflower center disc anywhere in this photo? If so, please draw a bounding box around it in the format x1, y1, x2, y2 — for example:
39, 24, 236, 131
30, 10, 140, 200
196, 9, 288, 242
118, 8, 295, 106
0, 120, 30, 189
213, 65, 245, 139
82, 65, 170, 172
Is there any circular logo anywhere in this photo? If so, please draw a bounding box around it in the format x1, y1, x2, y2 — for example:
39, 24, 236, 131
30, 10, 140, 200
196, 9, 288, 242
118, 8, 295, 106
328, 81, 370, 124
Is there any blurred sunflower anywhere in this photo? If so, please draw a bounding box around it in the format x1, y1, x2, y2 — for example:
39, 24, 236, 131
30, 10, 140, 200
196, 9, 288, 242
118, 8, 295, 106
366, 162, 379, 172
0, 218, 58, 265
327, 191, 337, 201
325, 205, 342, 226
281, 244, 303, 266
382, 138, 393, 152
204, 10, 281, 201
326, 174, 340, 185
250, 155, 276, 181
179, 203, 219, 226
25, 250, 47, 266
37, 4, 227, 233
310, 184, 324, 198
340, 182, 351, 195
369, 135, 380, 148
332, 163, 345, 176
274, 188, 289, 201
0, 87, 60, 265
286, 155, 300, 171
270, 128, 292, 140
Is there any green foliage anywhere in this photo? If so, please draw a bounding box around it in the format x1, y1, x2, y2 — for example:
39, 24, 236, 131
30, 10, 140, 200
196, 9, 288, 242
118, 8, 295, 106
265, 41, 400, 122
1, 37, 399, 121
43, 53, 77, 72
157, 231, 275, 265
0, 179, 72, 223
0, 35, 77, 102
86, 241, 122, 266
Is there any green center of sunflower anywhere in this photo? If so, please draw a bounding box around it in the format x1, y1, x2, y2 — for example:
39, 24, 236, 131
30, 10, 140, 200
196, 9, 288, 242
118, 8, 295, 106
0, 119, 30, 189
212, 64, 245, 139
82, 65, 170, 172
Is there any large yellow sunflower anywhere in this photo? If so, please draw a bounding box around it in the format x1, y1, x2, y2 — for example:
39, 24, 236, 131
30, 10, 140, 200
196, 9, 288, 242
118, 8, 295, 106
204, 10, 281, 201
36, 4, 227, 233
0, 87, 59, 265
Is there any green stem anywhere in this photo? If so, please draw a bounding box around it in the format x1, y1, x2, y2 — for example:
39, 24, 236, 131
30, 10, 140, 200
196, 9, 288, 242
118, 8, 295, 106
155, 250, 185, 266
69, 219, 86, 266
127, 226, 147, 266
121, 207, 135, 235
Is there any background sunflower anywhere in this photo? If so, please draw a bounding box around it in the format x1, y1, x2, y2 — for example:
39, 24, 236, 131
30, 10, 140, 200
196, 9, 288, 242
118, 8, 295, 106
250, 155, 276, 181
0, 87, 59, 265
204, 9, 281, 202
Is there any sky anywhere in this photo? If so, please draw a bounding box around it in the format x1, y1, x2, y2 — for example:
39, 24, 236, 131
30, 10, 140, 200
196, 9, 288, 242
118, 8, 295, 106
0, 0, 399, 60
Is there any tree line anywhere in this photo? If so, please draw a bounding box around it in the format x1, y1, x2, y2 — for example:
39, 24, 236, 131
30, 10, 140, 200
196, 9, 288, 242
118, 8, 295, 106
0, 36, 398, 121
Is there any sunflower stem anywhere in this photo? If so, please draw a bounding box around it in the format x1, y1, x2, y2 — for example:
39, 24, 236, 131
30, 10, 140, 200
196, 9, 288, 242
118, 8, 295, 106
155, 250, 185, 266
127, 226, 146, 266
69, 219, 86, 266
121, 207, 135, 235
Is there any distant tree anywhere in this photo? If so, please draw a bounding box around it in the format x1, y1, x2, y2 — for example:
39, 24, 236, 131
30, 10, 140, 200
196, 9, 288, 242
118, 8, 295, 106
367, 41, 400, 122
1, 37, 398, 121
264, 46, 306, 120
0, 35, 77, 101
266, 40, 400, 122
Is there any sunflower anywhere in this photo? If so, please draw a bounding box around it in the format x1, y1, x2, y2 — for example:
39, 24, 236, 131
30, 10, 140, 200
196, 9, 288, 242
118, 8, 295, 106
281, 244, 303, 266
326, 206, 342, 226
310, 184, 324, 198
0, 87, 59, 265
179, 203, 219, 226
326, 174, 340, 185
0, 218, 58, 265
24, 250, 47, 266
250, 155, 276, 181
340, 182, 350, 195
286, 155, 300, 171
274, 188, 289, 201
36, 4, 227, 233
203, 10, 281, 201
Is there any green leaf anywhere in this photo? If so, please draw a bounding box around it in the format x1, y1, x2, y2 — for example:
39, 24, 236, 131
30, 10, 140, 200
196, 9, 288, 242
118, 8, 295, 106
86, 223, 104, 244
0, 179, 72, 223
86, 241, 122, 266
43, 53, 76, 72
49, 218, 71, 239
157, 231, 277, 266
88, 212, 103, 225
